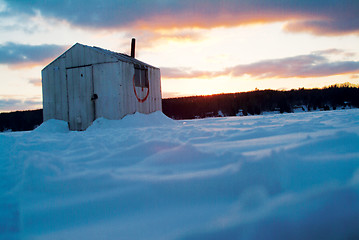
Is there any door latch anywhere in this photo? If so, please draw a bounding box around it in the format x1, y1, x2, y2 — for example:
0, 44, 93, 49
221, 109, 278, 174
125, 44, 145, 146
91, 94, 98, 101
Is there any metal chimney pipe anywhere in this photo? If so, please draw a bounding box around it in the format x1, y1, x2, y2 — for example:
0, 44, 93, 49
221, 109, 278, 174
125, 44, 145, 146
131, 38, 136, 58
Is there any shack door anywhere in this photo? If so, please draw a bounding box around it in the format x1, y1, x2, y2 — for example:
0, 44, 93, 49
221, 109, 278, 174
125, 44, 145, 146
66, 66, 95, 130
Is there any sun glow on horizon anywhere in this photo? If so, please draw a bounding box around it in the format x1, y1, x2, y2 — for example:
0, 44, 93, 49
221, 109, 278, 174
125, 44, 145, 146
161, 73, 359, 99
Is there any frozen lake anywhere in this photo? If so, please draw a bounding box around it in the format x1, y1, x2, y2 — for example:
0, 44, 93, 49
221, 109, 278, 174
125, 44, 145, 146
1, 109, 359, 239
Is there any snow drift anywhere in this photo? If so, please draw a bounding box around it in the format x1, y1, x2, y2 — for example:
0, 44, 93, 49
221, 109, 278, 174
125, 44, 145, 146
1, 110, 359, 240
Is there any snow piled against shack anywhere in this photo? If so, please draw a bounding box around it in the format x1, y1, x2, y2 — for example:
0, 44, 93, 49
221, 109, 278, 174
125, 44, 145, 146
1, 110, 359, 240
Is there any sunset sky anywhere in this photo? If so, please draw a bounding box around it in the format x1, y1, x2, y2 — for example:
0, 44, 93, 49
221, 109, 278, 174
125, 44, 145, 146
1, 0, 359, 112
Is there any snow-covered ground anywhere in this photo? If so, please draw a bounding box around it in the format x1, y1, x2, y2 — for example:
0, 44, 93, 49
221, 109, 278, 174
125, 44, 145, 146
1, 109, 359, 240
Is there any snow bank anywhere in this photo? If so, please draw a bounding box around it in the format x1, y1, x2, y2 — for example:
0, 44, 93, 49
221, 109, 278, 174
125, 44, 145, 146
87, 111, 177, 131
33, 119, 69, 133
1, 109, 359, 240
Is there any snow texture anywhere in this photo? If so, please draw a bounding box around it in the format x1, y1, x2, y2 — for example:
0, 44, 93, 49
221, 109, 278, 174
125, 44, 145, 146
1, 110, 359, 240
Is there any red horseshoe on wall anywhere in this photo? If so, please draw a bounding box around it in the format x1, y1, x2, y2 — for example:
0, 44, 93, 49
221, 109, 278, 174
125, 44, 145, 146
133, 74, 150, 103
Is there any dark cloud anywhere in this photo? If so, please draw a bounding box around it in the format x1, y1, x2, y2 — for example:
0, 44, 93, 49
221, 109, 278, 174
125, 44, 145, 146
24, 99, 42, 106
0, 99, 21, 109
0, 98, 41, 112
4, 0, 359, 35
0, 42, 67, 66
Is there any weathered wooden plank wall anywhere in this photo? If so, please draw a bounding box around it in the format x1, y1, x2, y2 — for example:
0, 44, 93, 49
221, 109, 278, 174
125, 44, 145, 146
93, 62, 121, 119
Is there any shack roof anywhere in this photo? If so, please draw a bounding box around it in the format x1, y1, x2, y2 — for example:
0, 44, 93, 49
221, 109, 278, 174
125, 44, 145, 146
91, 45, 157, 69
43, 43, 158, 71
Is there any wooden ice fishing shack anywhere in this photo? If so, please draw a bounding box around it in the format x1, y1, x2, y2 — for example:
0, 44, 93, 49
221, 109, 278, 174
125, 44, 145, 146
41, 40, 162, 131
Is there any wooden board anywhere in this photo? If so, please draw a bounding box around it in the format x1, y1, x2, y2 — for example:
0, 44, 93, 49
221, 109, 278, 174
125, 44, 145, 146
93, 62, 121, 119
66, 66, 95, 130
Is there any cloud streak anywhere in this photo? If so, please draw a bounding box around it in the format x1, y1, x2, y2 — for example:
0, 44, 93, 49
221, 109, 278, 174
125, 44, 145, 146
28, 78, 42, 87
161, 50, 359, 79
161, 67, 221, 79
4, 0, 359, 36
0, 98, 41, 112
0, 42, 67, 67
227, 55, 359, 79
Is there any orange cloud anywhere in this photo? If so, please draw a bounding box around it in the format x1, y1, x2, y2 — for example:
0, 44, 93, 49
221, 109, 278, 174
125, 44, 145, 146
121, 28, 206, 52
131, 10, 294, 31
7, 59, 55, 69
284, 20, 359, 36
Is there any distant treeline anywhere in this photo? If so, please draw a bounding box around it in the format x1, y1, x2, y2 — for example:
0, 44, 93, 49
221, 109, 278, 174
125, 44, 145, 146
0, 109, 43, 132
162, 83, 359, 119
1, 84, 358, 131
